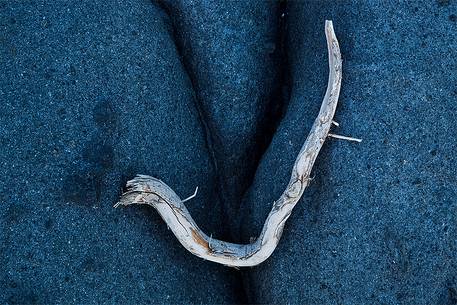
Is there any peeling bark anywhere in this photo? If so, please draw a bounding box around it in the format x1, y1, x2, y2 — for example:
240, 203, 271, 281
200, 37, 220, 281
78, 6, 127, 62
115, 21, 342, 267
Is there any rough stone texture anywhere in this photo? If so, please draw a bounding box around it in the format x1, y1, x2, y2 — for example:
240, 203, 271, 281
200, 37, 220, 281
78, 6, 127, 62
0, 1, 244, 304
2, 0, 457, 304
240, 1, 457, 304
158, 0, 284, 236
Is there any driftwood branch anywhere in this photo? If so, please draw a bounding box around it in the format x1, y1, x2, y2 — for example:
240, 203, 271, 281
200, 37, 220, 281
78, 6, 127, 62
115, 20, 343, 267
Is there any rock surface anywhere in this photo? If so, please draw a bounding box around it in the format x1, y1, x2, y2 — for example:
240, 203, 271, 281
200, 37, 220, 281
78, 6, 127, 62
158, 0, 285, 234
0, 1, 244, 304
240, 1, 457, 304
1, 0, 457, 304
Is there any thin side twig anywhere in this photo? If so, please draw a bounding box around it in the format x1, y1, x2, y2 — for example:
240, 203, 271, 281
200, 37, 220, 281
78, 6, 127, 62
115, 20, 343, 267
328, 133, 362, 142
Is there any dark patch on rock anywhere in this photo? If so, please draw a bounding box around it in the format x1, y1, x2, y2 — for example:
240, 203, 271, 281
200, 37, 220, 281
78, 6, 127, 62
44, 218, 53, 230
384, 229, 411, 277
92, 99, 118, 133
437, 0, 451, 7
6, 284, 45, 305
62, 170, 100, 206
81, 140, 115, 171
81, 256, 104, 274
5, 204, 28, 225
63, 136, 115, 206
438, 277, 457, 305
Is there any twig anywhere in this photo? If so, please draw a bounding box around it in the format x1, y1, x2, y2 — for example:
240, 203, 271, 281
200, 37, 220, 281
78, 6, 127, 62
328, 133, 362, 142
181, 187, 199, 203
115, 21, 343, 267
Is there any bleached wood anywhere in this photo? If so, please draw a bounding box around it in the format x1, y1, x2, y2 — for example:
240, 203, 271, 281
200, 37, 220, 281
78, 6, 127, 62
328, 133, 362, 142
115, 21, 343, 267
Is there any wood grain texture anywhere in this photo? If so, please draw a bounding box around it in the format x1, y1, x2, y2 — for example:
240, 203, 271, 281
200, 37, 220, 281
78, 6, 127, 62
115, 20, 342, 267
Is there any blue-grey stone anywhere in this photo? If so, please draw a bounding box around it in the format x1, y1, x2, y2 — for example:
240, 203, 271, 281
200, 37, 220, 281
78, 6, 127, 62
0, 1, 244, 304
2, 0, 457, 304
240, 1, 457, 304
158, 0, 284, 235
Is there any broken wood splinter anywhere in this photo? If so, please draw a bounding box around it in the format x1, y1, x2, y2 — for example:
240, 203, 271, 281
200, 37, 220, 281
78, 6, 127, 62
328, 133, 362, 142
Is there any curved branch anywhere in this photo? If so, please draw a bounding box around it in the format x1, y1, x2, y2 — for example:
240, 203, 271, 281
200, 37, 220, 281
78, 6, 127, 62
115, 20, 342, 267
